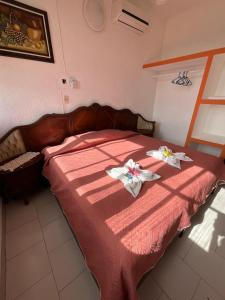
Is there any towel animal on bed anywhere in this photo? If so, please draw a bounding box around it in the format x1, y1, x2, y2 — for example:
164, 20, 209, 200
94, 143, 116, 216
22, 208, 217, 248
106, 159, 160, 197
146, 146, 193, 169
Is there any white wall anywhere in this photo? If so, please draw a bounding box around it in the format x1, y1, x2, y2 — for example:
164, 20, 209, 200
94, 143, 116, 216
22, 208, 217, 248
161, 0, 225, 59
0, 0, 165, 137
192, 105, 225, 142
204, 53, 225, 98
152, 0, 225, 146
153, 71, 204, 146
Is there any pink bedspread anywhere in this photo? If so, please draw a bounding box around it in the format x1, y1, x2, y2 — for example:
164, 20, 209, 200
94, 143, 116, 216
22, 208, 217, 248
43, 130, 225, 300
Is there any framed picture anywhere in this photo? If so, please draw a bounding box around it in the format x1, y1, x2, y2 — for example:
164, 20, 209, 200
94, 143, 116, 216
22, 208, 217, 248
0, 0, 54, 63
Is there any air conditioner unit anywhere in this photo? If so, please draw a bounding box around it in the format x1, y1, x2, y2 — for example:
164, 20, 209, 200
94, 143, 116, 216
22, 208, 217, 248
112, 0, 150, 34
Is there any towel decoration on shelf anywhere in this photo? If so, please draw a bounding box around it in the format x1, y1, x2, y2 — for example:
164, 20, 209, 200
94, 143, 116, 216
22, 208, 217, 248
146, 146, 193, 169
172, 71, 192, 86
106, 159, 160, 197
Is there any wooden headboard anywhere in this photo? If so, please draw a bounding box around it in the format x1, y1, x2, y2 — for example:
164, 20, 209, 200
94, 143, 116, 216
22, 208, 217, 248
0, 103, 155, 159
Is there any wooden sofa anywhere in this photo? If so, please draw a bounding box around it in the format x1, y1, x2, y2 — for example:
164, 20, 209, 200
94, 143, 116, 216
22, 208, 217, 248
0, 103, 155, 202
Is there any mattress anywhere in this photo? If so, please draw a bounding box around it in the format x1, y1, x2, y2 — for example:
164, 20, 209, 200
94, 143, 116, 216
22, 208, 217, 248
43, 129, 225, 300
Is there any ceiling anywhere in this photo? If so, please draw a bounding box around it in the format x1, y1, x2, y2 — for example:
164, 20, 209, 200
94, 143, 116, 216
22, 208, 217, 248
153, 0, 208, 18
128, 0, 208, 19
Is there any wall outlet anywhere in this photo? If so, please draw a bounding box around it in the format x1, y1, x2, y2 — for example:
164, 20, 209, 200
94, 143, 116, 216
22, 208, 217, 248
64, 95, 70, 104
60, 75, 78, 89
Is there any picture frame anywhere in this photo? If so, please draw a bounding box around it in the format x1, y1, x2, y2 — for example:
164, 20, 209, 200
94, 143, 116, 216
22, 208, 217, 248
0, 0, 54, 63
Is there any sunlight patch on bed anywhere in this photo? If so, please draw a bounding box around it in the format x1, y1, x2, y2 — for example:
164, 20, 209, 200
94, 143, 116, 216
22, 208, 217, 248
76, 174, 111, 195
76, 175, 123, 204
44, 135, 81, 155
120, 209, 182, 255
86, 183, 123, 204
105, 184, 171, 234
162, 165, 204, 190
180, 171, 215, 198
99, 139, 144, 152
53, 148, 112, 172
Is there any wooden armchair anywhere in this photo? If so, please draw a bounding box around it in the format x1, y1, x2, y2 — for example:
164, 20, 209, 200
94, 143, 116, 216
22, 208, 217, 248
0, 129, 44, 203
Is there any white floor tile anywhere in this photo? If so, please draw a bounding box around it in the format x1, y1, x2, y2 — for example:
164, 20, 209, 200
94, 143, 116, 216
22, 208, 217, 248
5, 186, 225, 300
192, 280, 224, 300
6, 241, 51, 300
151, 251, 200, 300
6, 201, 37, 233
158, 292, 170, 300
185, 243, 225, 297
6, 220, 43, 260
43, 216, 73, 252
37, 200, 62, 227
138, 274, 162, 300
167, 234, 193, 259
60, 270, 99, 300
49, 239, 85, 291
16, 274, 59, 300
30, 188, 56, 209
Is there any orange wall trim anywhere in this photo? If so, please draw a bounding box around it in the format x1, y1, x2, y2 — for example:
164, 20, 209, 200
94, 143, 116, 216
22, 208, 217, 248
185, 55, 214, 147
201, 99, 225, 105
190, 137, 224, 149
143, 46, 225, 69
221, 147, 225, 159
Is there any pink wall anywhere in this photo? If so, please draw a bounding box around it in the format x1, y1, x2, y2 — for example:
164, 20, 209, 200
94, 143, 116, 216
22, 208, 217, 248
0, 0, 165, 137
0, 0, 65, 136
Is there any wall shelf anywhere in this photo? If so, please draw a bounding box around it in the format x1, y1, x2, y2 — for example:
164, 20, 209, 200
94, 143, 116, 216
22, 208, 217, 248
201, 99, 225, 105
143, 47, 225, 69
191, 133, 225, 148
190, 138, 224, 150
143, 46, 225, 159
207, 96, 225, 99
143, 58, 206, 75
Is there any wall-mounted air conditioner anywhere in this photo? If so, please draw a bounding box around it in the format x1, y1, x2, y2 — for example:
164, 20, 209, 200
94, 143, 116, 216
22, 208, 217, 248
112, 0, 150, 34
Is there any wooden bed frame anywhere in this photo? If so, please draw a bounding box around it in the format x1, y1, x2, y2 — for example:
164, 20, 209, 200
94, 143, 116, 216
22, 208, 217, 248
0, 103, 155, 153
0, 103, 155, 201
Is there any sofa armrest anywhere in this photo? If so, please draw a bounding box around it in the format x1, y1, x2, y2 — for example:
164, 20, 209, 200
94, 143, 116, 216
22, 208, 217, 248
137, 116, 155, 137
0, 129, 26, 164
0, 152, 40, 172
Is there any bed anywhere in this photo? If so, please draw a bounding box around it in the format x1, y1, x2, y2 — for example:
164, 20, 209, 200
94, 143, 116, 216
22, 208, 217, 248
42, 128, 225, 300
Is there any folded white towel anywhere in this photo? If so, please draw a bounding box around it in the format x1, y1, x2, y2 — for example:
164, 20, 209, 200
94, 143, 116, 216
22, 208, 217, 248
146, 146, 192, 169
106, 159, 160, 197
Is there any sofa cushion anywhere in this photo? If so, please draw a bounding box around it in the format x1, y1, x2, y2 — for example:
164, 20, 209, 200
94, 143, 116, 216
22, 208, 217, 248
0, 152, 40, 172
137, 116, 154, 131
0, 129, 26, 163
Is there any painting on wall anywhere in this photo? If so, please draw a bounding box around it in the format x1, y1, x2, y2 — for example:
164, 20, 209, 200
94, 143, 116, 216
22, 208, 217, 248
0, 0, 54, 63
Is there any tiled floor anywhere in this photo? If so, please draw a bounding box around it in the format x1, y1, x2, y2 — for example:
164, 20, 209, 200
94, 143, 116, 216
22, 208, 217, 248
4, 186, 225, 300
